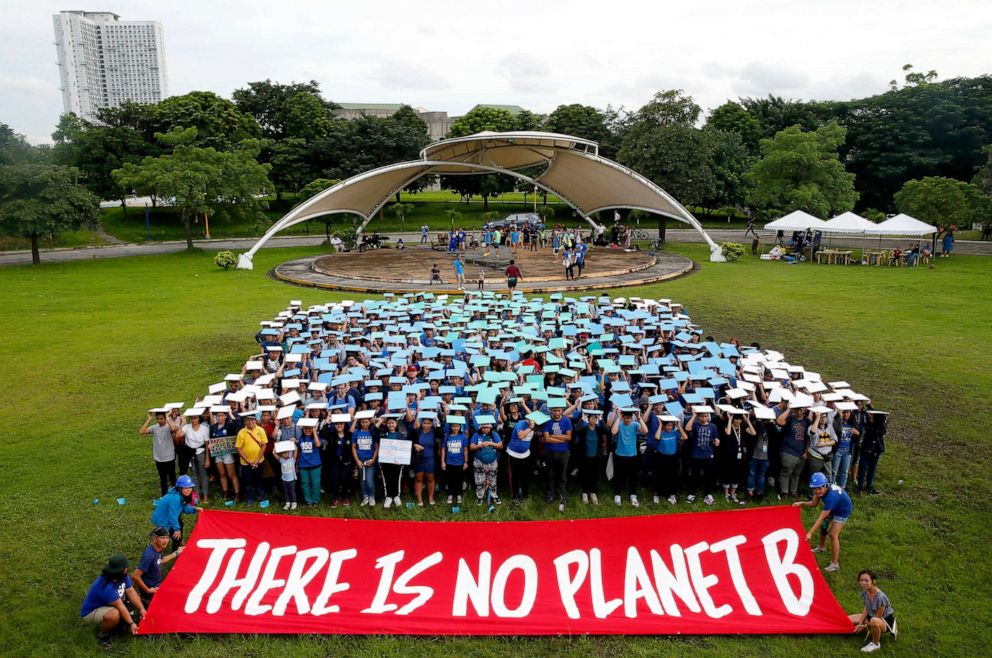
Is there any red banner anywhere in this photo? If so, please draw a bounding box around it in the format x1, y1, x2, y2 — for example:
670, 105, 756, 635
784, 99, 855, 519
138, 507, 852, 635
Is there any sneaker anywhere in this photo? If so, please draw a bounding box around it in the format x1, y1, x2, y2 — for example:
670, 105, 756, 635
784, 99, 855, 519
456, 495, 462, 504
283, 502, 291, 511
558, 503, 565, 513
630, 495, 639, 508
97, 634, 113, 649
384, 497, 392, 509
491, 496, 501, 505
614, 495, 622, 506
687, 494, 697, 503
824, 562, 840, 572
331, 499, 339, 509
429, 499, 436, 506
418, 501, 425, 507
811, 546, 826, 553
476, 497, 484, 505
342, 498, 351, 507
290, 502, 297, 510
730, 493, 740, 503
667, 495, 677, 505
724, 493, 731, 501
359, 497, 368, 507
738, 498, 747, 506
869, 488, 881, 496
653, 495, 660, 504
581, 493, 589, 504
703, 495, 715, 506
447, 495, 454, 504
394, 496, 401, 507
590, 493, 599, 505
861, 641, 880, 653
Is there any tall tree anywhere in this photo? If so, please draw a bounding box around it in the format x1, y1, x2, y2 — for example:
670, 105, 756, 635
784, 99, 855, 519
232, 80, 336, 139
740, 95, 833, 139
701, 128, 752, 211
745, 122, 857, 219
840, 75, 992, 210
706, 101, 762, 154
51, 114, 152, 212
635, 90, 702, 127
113, 128, 272, 248
145, 91, 261, 150
545, 104, 610, 144
893, 176, 986, 227
0, 123, 36, 165
441, 107, 518, 209
0, 163, 100, 264
974, 145, 992, 196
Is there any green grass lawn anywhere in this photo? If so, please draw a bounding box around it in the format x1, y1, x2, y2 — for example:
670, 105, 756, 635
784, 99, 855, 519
2, 244, 990, 656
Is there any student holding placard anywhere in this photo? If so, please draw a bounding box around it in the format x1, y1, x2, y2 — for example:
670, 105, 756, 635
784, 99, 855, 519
412, 415, 441, 506
541, 406, 572, 512
320, 414, 353, 507
208, 410, 240, 502
609, 408, 647, 507
806, 411, 837, 482
351, 416, 379, 506
685, 409, 720, 505
507, 414, 538, 504
574, 406, 606, 505
470, 417, 503, 504
441, 417, 469, 505
653, 416, 687, 505
275, 440, 298, 510
718, 411, 755, 504
296, 420, 322, 506
376, 416, 409, 509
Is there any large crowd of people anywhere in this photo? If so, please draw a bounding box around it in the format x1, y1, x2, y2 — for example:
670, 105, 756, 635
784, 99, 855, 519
85, 292, 895, 649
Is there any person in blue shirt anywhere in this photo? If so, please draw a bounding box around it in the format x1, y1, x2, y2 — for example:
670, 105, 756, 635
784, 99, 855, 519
794, 472, 854, 572
412, 416, 441, 506
505, 417, 536, 504
375, 416, 409, 509
453, 256, 465, 290
541, 407, 573, 510
441, 418, 469, 504
470, 421, 503, 504
132, 527, 182, 605
350, 417, 379, 506
296, 422, 322, 506
150, 474, 202, 552
574, 409, 605, 505
832, 409, 860, 490
80, 553, 147, 648
609, 409, 647, 507
684, 410, 720, 505
652, 417, 687, 505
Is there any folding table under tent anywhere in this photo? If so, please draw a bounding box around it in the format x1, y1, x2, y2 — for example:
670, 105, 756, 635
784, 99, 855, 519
866, 213, 938, 267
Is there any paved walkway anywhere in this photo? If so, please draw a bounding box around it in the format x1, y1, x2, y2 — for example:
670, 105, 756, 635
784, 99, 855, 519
2, 230, 990, 266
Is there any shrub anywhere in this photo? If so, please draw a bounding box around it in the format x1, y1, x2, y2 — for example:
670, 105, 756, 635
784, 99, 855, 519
721, 242, 746, 262
214, 250, 237, 269
331, 225, 358, 250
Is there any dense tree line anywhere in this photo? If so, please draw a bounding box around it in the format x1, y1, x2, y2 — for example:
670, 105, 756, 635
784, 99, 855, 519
2, 67, 991, 261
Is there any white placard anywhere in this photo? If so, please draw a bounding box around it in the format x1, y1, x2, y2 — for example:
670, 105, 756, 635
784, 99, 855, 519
378, 438, 412, 465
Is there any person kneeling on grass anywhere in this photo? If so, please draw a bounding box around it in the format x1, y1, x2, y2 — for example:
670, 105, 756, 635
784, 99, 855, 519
793, 472, 853, 572
151, 474, 203, 553
80, 553, 147, 648
132, 527, 183, 606
848, 569, 898, 653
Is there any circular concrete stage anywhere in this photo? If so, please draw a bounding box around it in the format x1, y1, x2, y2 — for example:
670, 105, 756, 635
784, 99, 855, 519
272, 245, 693, 293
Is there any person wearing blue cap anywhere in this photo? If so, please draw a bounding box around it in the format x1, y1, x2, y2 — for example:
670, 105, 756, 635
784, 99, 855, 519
151, 474, 203, 552
794, 472, 853, 572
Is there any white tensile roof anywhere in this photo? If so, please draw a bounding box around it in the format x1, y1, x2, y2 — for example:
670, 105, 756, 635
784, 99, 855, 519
238, 131, 725, 268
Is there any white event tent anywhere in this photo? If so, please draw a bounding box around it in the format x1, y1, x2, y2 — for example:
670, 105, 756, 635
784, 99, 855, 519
763, 210, 827, 231
869, 213, 937, 236
823, 212, 878, 234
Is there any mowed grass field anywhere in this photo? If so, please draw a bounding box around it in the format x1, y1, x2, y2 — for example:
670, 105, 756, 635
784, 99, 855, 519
2, 244, 990, 657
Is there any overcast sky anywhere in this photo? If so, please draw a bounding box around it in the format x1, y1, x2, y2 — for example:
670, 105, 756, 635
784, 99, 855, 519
2, 0, 990, 144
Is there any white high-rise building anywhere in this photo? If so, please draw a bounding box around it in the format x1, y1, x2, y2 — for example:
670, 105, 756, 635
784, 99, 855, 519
53, 11, 168, 123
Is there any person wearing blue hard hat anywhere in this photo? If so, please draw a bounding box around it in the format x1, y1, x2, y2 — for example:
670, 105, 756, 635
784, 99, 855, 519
151, 474, 203, 552
794, 471, 853, 572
